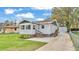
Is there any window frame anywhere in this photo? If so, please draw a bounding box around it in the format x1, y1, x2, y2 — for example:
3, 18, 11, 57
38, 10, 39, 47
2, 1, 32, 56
21, 25, 25, 30
41, 25, 44, 29
33, 25, 35, 29
26, 25, 31, 30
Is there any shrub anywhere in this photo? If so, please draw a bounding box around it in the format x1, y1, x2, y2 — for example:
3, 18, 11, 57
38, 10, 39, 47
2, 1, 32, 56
19, 34, 31, 39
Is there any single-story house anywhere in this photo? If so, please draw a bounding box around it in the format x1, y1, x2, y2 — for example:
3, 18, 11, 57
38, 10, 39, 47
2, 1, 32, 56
4, 25, 18, 33
18, 20, 58, 36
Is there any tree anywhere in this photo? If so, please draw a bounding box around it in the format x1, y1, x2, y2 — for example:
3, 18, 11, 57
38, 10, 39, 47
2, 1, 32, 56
51, 7, 79, 32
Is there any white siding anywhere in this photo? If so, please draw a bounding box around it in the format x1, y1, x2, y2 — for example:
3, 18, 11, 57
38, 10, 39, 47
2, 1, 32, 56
38, 24, 57, 34
38, 24, 51, 34
19, 23, 35, 34
50, 24, 57, 33
19, 23, 57, 35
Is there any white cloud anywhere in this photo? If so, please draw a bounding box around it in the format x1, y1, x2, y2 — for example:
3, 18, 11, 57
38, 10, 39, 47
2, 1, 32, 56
5, 9, 16, 14
36, 18, 44, 21
16, 8, 23, 11
18, 8, 23, 11
16, 17, 23, 24
43, 13, 51, 16
16, 12, 34, 18
5, 8, 23, 14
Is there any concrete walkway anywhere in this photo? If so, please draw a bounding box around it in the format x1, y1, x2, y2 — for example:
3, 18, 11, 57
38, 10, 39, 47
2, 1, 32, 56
27, 37, 53, 42
36, 33, 75, 51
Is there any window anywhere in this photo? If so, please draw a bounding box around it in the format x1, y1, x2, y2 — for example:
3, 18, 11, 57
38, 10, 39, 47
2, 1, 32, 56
15, 28, 17, 31
41, 25, 44, 29
26, 25, 31, 29
21, 25, 25, 30
33, 25, 35, 29
28, 25, 31, 29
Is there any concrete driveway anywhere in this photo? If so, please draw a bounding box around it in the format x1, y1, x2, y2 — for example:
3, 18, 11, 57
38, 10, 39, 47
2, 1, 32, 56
27, 37, 53, 42
36, 33, 75, 51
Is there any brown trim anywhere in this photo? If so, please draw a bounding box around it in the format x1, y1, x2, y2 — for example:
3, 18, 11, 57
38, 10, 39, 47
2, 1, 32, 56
4, 26, 18, 28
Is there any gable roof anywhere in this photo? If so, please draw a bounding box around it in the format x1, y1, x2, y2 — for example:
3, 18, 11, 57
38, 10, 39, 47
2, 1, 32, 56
4, 26, 18, 28
19, 20, 31, 24
51, 21, 57, 26
19, 19, 57, 26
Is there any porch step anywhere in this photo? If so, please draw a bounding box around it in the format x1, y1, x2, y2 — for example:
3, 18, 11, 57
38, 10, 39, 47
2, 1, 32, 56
33, 29, 58, 37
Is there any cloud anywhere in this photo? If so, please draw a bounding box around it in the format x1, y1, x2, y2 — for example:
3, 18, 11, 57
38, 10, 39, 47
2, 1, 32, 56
36, 18, 44, 21
18, 8, 23, 11
4, 8, 23, 14
43, 13, 51, 16
16, 8, 23, 11
5, 9, 16, 14
16, 12, 34, 18
16, 17, 23, 24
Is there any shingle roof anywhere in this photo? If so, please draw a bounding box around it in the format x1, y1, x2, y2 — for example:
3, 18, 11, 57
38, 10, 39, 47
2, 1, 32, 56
19, 20, 31, 24
19, 18, 57, 26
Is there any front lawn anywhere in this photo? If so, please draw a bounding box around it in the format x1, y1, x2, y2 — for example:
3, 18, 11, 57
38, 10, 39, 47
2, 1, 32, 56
0, 34, 46, 51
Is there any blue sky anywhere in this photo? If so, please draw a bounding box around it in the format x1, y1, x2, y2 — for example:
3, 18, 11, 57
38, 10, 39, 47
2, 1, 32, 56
0, 7, 52, 23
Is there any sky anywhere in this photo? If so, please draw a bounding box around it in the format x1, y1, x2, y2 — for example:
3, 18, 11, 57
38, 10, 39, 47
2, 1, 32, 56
0, 7, 52, 23
0, 0, 78, 23
0, 0, 54, 23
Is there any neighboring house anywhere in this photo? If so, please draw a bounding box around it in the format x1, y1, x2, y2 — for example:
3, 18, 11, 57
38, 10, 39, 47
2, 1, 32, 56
4, 26, 18, 33
19, 20, 57, 36
4, 23, 18, 33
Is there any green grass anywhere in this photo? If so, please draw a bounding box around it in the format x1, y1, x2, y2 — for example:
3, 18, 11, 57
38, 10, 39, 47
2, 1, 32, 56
0, 34, 46, 51
72, 31, 79, 35
70, 31, 79, 51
